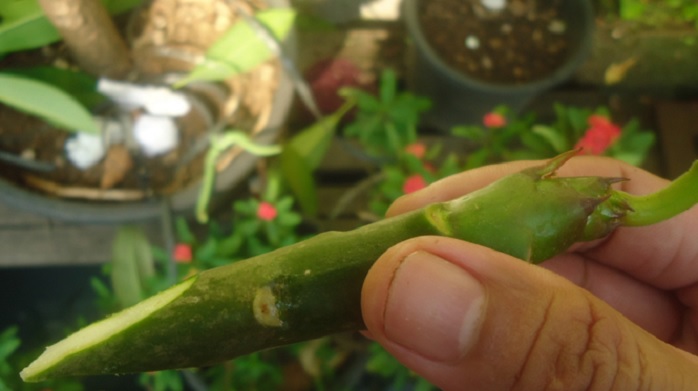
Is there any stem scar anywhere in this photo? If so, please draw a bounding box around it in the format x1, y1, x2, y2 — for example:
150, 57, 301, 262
253, 286, 283, 327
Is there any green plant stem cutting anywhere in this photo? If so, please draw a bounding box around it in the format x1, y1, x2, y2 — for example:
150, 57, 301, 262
21, 151, 698, 382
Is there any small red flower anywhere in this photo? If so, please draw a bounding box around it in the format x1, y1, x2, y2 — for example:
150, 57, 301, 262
257, 201, 278, 221
574, 114, 621, 155
172, 243, 192, 264
404, 142, 427, 159
402, 174, 427, 194
483, 112, 507, 128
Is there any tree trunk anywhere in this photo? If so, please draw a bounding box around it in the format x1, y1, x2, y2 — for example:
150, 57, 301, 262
39, 0, 132, 79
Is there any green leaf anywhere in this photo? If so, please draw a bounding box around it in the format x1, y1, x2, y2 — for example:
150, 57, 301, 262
175, 8, 295, 87
379, 69, 397, 103
619, 0, 647, 20
0, 327, 20, 362
174, 216, 196, 244
111, 226, 155, 308
0, 0, 141, 55
531, 124, 569, 153
287, 103, 349, 170
0, 0, 60, 55
452, 125, 486, 142
279, 146, 318, 216
0, 72, 99, 133
102, 0, 143, 15
3, 66, 106, 109
196, 131, 280, 223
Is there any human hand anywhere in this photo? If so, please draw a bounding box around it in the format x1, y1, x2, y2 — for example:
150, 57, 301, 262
362, 156, 698, 390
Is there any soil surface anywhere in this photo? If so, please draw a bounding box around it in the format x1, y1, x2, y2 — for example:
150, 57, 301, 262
0, 0, 278, 201
418, 0, 571, 84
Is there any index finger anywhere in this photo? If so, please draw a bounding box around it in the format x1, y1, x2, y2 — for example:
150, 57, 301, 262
387, 156, 698, 290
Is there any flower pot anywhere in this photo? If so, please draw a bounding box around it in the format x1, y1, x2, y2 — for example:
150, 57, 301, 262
404, 0, 594, 130
0, 0, 295, 223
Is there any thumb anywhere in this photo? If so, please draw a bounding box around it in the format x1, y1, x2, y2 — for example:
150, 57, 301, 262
362, 236, 698, 391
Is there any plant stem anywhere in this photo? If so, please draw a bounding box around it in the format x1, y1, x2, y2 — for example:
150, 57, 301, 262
38, 0, 132, 78
620, 161, 698, 226
20, 153, 698, 381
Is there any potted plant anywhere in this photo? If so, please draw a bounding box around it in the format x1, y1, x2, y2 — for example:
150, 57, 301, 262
7, 68, 660, 389
0, 0, 295, 223
403, 0, 595, 131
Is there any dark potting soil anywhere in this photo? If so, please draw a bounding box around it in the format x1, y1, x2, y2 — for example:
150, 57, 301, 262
418, 0, 571, 84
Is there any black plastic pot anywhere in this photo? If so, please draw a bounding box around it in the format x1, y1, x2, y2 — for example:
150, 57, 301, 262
0, 0, 295, 223
404, 0, 594, 130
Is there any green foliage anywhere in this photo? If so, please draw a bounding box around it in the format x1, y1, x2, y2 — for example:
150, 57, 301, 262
110, 226, 156, 308
201, 352, 284, 391
0, 0, 142, 56
196, 131, 282, 223
3, 66, 106, 109
175, 8, 296, 87
342, 69, 431, 157
0, 326, 83, 391
189, 197, 303, 270
619, 0, 698, 27
452, 106, 537, 168
0, 327, 21, 391
0, 0, 137, 136
0, 72, 99, 133
280, 102, 354, 216
0, 0, 59, 55
138, 370, 184, 391
365, 344, 436, 391
451, 103, 655, 167
368, 145, 460, 217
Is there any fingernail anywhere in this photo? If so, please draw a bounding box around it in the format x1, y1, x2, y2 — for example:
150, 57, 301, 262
384, 251, 485, 362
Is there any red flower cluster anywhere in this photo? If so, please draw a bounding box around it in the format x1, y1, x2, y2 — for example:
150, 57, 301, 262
483, 112, 507, 128
402, 174, 427, 194
575, 115, 621, 155
401, 142, 429, 194
172, 243, 193, 264
257, 201, 278, 221
404, 142, 427, 159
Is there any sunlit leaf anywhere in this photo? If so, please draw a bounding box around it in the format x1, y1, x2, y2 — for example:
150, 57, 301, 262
0, 0, 142, 55
0, 72, 99, 133
175, 8, 295, 87
0, 0, 59, 55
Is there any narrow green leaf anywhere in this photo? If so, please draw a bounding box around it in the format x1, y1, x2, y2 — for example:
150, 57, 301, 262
0, 0, 139, 55
174, 217, 196, 244
3, 66, 106, 109
379, 69, 397, 103
111, 226, 155, 308
287, 102, 350, 170
175, 8, 295, 87
0, 72, 99, 133
531, 124, 569, 153
279, 147, 318, 216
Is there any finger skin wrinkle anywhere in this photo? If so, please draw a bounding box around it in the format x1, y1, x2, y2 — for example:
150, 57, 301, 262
510, 289, 646, 391
583, 299, 634, 391
510, 294, 555, 391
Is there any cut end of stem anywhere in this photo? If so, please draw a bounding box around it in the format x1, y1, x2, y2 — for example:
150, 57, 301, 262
20, 278, 197, 382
